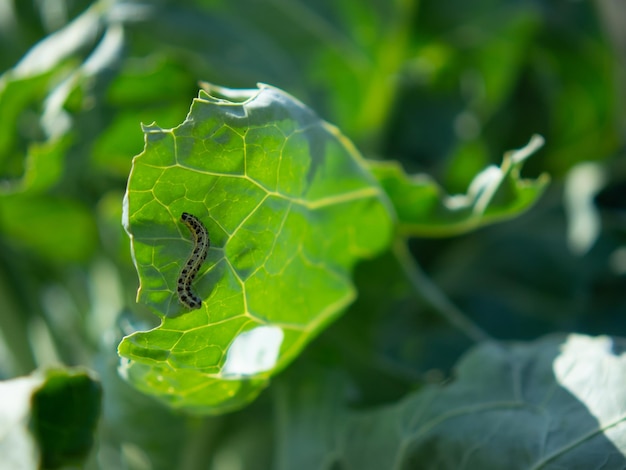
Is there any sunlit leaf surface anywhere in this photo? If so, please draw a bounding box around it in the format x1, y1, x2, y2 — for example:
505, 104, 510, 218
120, 83, 394, 414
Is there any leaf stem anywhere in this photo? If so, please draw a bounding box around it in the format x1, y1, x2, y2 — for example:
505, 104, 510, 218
393, 239, 492, 343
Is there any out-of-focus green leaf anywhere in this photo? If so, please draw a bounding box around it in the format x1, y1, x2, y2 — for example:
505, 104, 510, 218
30, 369, 102, 469
11, 4, 102, 78
0, 73, 51, 180
545, 41, 619, 175
153, 0, 417, 146
0, 368, 101, 470
119, 83, 394, 414
0, 2, 126, 193
458, 7, 541, 118
370, 134, 549, 237
93, 57, 197, 178
18, 135, 72, 193
0, 195, 98, 263
276, 334, 626, 469
0, 71, 74, 195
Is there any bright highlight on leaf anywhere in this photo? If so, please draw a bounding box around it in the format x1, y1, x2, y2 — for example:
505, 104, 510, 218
222, 326, 284, 377
120, 83, 394, 414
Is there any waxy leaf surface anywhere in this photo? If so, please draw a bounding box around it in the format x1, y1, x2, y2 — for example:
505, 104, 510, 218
120, 84, 394, 414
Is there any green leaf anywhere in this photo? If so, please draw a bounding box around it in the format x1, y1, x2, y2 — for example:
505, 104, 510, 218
0, 194, 98, 263
0, 71, 64, 191
120, 83, 394, 414
369, 134, 549, 237
276, 334, 626, 469
18, 135, 72, 194
0, 368, 101, 469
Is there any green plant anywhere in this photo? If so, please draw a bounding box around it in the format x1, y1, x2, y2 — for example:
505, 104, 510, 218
1, 1, 625, 468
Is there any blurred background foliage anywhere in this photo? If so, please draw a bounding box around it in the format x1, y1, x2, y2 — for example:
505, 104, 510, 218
1, 0, 625, 468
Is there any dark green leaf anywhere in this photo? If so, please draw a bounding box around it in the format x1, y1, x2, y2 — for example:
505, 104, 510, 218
30, 370, 102, 469
276, 334, 626, 469
0, 369, 101, 469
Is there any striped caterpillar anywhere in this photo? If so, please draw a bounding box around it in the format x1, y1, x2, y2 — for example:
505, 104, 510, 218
177, 212, 209, 310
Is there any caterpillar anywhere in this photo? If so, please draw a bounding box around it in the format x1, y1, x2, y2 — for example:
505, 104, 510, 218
177, 212, 209, 310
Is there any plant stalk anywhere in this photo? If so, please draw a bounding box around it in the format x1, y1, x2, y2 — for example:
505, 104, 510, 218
393, 239, 492, 343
